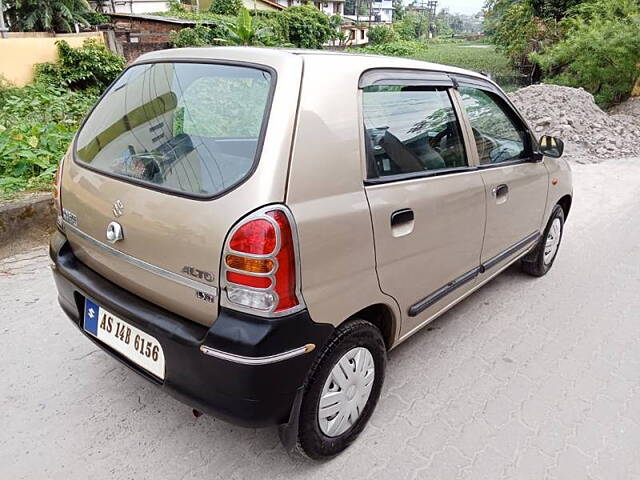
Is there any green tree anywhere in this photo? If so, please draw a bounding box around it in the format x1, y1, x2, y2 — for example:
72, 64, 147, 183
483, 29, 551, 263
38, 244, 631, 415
4, 0, 93, 33
278, 5, 332, 48
532, 0, 640, 106
208, 0, 243, 15
392, 0, 405, 21
394, 11, 428, 40
531, 0, 585, 20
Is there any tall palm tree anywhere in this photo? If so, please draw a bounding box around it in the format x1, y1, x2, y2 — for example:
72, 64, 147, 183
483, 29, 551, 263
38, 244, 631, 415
5, 0, 92, 33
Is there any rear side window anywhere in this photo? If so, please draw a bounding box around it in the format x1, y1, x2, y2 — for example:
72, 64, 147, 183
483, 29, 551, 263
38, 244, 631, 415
363, 85, 467, 178
74, 62, 273, 197
459, 87, 528, 165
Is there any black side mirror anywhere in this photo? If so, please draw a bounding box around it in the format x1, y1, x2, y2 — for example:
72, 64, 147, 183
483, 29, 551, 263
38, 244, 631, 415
539, 135, 564, 158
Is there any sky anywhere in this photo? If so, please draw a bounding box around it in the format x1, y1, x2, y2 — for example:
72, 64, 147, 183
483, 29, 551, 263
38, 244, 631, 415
423, 0, 486, 15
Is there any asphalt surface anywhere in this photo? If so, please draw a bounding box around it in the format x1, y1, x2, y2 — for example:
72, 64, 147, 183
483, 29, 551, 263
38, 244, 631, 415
1, 158, 639, 479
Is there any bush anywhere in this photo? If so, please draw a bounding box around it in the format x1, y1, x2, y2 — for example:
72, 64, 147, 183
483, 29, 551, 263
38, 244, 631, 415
532, 0, 640, 107
35, 39, 126, 91
169, 24, 220, 47
0, 82, 98, 192
367, 25, 399, 45
208, 0, 242, 15
0, 39, 125, 192
357, 40, 427, 58
278, 5, 333, 49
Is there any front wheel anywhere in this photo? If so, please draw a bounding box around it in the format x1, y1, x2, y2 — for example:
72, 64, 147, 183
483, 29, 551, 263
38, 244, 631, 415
296, 319, 386, 459
522, 204, 565, 277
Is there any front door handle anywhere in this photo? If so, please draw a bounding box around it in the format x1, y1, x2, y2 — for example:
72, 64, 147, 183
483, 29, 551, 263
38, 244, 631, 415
391, 208, 414, 227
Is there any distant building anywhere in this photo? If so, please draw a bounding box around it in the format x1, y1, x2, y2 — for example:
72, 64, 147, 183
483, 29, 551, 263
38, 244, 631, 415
201, 0, 284, 10
370, 0, 393, 23
274, 0, 344, 16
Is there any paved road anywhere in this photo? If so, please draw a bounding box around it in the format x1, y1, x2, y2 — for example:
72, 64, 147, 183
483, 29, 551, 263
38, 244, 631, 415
1, 159, 639, 480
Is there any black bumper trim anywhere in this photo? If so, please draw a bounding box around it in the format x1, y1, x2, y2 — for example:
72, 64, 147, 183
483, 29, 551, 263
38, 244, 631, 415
50, 232, 334, 427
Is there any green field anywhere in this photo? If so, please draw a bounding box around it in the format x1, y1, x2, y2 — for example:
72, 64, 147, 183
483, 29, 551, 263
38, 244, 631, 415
355, 39, 526, 91
415, 42, 515, 77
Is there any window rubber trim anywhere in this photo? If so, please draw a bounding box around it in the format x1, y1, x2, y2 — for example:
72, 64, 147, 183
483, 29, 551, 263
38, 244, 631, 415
71, 59, 278, 202
364, 166, 478, 185
408, 231, 541, 317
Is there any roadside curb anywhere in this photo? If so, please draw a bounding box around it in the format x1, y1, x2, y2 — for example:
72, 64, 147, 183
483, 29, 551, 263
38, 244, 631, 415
0, 194, 55, 245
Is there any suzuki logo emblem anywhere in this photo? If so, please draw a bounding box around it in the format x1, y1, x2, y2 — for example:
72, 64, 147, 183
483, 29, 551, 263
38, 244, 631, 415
88, 308, 95, 319
112, 200, 124, 218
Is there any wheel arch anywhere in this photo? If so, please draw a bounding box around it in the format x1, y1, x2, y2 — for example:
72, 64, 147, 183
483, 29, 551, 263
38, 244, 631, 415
557, 194, 572, 220
340, 303, 398, 351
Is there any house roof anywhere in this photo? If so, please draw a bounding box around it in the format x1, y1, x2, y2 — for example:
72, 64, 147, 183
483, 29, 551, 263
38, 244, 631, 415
255, 0, 286, 9
107, 13, 211, 25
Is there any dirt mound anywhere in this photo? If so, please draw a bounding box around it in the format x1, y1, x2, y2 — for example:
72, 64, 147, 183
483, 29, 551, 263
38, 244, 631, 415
508, 84, 640, 163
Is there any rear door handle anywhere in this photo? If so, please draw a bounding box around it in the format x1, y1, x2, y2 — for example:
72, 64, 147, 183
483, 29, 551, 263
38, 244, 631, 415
492, 184, 509, 197
390, 208, 414, 227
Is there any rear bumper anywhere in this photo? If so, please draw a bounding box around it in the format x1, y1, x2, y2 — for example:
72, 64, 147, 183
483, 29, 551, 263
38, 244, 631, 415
50, 231, 333, 427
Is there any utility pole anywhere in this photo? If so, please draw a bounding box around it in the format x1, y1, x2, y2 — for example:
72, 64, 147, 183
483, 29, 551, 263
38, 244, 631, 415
426, 0, 437, 38
0, 0, 8, 39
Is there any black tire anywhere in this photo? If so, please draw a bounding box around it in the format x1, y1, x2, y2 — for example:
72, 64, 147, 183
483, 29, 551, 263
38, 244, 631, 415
296, 319, 386, 460
521, 204, 565, 277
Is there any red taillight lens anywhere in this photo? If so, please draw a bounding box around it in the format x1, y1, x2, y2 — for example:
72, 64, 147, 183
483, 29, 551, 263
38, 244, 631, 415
223, 207, 301, 314
267, 210, 298, 312
226, 271, 272, 289
229, 219, 276, 255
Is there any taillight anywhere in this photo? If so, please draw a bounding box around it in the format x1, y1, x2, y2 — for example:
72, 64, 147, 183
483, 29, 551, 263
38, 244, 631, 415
53, 154, 65, 229
221, 206, 303, 316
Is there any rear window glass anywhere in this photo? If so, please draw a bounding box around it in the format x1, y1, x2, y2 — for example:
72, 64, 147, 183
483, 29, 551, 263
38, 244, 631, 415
74, 62, 273, 197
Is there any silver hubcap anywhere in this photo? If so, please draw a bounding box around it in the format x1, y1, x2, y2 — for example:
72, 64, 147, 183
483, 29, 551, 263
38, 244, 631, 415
544, 218, 562, 265
318, 347, 375, 437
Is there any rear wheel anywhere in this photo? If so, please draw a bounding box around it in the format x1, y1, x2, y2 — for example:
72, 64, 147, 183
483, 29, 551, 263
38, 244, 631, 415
522, 204, 565, 277
296, 319, 386, 459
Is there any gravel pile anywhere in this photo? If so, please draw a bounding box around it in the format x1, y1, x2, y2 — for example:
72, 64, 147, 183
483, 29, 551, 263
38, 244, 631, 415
508, 84, 640, 162
609, 96, 640, 120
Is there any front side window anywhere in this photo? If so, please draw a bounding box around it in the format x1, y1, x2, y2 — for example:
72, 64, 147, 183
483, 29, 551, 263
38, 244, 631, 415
75, 62, 273, 197
459, 87, 528, 165
363, 85, 467, 178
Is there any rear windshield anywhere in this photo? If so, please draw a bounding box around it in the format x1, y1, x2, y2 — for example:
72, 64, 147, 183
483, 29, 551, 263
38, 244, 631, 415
74, 62, 273, 198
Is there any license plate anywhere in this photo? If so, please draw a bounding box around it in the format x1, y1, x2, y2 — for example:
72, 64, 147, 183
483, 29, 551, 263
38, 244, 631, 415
83, 298, 165, 379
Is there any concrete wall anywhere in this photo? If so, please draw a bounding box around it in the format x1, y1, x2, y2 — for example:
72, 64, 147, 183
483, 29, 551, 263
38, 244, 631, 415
0, 32, 104, 87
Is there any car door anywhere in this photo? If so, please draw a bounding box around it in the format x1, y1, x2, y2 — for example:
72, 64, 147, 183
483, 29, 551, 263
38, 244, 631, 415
455, 80, 548, 271
361, 70, 486, 338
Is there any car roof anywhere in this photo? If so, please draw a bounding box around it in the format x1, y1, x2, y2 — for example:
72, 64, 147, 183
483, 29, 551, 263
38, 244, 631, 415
135, 46, 490, 82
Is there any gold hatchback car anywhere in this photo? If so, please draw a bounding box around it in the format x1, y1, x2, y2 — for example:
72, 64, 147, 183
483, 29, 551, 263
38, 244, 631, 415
50, 47, 572, 458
